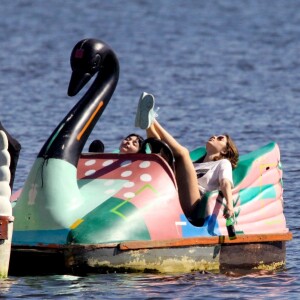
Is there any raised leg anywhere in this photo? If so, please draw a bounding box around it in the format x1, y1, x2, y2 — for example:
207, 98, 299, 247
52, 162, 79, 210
147, 120, 201, 216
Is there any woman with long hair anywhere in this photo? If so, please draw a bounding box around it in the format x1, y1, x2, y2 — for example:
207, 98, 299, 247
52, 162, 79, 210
135, 93, 239, 225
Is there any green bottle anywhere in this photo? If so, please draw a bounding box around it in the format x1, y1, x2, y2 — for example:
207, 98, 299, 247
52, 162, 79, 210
226, 217, 237, 240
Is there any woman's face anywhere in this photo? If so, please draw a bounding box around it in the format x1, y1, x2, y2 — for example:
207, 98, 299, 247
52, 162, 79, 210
119, 135, 141, 154
206, 135, 228, 154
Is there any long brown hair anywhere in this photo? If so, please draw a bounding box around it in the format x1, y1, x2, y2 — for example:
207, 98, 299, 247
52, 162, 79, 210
215, 134, 239, 169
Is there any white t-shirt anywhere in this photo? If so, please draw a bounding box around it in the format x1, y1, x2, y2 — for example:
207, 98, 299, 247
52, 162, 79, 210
193, 159, 233, 194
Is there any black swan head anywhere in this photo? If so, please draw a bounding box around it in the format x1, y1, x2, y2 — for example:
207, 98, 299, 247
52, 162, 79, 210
38, 39, 119, 166
68, 39, 106, 96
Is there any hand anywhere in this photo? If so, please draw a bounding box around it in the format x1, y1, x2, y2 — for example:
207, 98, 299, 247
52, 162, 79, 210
223, 206, 234, 219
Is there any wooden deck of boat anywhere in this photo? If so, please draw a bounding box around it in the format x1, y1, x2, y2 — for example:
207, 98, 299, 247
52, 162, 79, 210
119, 232, 293, 250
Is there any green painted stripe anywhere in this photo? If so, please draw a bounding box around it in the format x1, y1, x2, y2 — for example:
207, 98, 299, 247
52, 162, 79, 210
46, 123, 65, 153
239, 184, 276, 205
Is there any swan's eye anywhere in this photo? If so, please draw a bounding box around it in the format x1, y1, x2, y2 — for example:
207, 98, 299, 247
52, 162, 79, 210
92, 54, 101, 69
92, 60, 98, 67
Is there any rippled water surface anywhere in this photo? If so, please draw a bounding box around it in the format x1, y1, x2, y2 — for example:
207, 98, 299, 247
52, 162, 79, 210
1, 0, 300, 298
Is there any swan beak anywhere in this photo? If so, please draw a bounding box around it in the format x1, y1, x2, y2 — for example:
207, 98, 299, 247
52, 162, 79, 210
68, 70, 92, 96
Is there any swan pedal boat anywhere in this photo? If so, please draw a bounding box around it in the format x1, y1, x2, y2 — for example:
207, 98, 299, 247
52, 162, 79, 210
9, 39, 292, 275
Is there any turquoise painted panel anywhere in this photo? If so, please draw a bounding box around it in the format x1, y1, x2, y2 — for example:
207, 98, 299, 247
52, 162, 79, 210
12, 229, 69, 246
67, 197, 151, 244
239, 185, 276, 205
78, 178, 127, 205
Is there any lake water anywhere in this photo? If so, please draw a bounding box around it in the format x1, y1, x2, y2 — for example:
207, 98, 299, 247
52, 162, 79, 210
1, 0, 300, 298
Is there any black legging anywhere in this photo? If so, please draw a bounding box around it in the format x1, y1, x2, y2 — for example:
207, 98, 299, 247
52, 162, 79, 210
0, 122, 21, 191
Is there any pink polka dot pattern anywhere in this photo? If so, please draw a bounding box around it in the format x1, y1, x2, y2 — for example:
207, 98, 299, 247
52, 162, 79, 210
77, 153, 182, 240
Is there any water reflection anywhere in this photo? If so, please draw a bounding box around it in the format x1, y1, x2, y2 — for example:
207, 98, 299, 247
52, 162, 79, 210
1, 268, 299, 299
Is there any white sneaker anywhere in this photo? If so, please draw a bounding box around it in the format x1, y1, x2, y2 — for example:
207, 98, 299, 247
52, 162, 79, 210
135, 92, 155, 129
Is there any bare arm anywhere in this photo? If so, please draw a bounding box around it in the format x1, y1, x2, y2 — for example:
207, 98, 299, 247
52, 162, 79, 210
220, 178, 234, 218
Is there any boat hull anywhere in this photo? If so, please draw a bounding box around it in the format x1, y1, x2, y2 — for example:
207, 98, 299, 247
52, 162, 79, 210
9, 233, 291, 275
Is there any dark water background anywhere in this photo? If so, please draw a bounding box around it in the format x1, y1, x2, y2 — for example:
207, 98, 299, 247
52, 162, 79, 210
1, 0, 300, 298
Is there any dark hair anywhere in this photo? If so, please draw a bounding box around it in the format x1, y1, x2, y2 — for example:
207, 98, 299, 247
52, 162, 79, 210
89, 139, 105, 152
215, 134, 239, 169
124, 133, 144, 149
